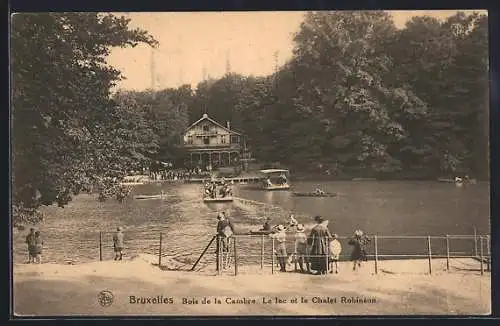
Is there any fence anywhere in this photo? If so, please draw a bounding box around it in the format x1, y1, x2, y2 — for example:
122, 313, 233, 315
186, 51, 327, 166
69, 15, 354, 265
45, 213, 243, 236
97, 230, 491, 276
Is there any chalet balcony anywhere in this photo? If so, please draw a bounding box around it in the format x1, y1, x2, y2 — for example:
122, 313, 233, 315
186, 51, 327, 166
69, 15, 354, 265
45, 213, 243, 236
182, 143, 241, 151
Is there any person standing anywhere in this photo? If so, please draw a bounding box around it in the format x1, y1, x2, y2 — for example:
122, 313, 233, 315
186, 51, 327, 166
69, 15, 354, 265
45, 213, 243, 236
216, 212, 235, 269
294, 224, 309, 273
113, 227, 124, 261
271, 225, 288, 272
307, 215, 332, 275
25, 228, 36, 264
329, 234, 342, 273
33, 231, 44, 264
348, 230, 370, 271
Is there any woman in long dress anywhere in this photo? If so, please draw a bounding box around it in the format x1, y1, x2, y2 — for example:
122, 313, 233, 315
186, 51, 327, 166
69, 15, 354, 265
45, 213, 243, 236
307, 215, 332, 275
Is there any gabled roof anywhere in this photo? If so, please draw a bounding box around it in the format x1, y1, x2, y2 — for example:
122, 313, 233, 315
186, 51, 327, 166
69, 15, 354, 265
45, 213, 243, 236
184, 113, 241, 135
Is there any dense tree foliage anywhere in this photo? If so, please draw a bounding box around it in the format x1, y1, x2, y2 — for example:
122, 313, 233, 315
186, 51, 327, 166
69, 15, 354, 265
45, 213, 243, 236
11, 13, 157, 224
184, 11, 489, 179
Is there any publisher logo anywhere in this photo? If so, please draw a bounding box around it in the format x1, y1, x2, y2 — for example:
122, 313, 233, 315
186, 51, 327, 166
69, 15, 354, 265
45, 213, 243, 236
98, 290, 114, 307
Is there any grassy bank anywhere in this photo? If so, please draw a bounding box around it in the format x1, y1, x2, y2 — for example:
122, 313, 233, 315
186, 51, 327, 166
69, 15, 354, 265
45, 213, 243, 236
13, 255, 490, 316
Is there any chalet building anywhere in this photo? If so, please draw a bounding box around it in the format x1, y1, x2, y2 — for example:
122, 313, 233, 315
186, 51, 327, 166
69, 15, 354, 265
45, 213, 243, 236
182, 113, 247, 170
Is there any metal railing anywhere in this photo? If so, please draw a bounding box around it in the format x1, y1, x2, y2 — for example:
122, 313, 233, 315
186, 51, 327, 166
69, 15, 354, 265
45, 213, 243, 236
95, 231, 491, 276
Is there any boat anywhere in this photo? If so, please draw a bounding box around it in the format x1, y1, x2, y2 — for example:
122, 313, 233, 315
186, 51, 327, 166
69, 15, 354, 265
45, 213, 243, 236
203, 196, 234, 203
248, 229, 273, 235
259, 169, 291, 191
293, 191, 337, 197
134, 194, 167, 200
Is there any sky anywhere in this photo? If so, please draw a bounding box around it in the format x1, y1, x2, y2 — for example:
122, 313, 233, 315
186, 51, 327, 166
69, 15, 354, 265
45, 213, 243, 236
106, 10, 486, 91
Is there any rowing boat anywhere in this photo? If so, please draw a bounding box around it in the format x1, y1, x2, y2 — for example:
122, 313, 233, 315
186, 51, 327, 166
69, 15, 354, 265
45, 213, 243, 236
203, 197, 234, 203
134, 194, 167, 200
292, 192, 337, 197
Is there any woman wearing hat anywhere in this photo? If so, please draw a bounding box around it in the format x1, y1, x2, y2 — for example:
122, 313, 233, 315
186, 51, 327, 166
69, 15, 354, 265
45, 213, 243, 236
294, 224, 309, 273
307, 215, 333, 275
270, 225, 288, 272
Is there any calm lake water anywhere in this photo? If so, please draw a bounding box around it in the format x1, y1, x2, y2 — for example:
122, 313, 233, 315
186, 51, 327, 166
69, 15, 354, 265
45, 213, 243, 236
12, 181, 490, 270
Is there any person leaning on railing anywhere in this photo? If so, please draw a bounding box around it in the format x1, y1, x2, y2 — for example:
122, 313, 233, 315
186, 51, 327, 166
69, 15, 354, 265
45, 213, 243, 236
307, 215, 332, 275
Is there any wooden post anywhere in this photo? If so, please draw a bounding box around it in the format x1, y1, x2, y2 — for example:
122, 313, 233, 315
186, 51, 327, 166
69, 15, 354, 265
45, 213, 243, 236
446, 235, 450, 271
260, 234, 264, 269
486, 235, 491, 272
480, 236, 484, 276
427, 236, 432, 275
158, 232, 163, 267
374, 235, 378, 275
234, 236, 238, 276
474, 227, 478, 257
271, 237, 275, 275
325, 236, 329, 274
99, 231, 103, 261
216, 236, 221, 275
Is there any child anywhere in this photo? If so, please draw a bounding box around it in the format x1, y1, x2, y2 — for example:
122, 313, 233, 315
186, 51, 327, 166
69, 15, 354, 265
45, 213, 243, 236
329, 234, 342, 273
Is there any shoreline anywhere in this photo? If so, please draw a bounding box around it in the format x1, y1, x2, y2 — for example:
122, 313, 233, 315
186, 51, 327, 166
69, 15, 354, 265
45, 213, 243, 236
13, 254, 491, 316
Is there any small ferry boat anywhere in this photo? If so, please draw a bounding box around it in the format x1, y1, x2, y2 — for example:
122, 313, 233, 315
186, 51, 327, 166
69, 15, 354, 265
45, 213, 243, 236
293, 191, 337, 197
260, 169, 291, 191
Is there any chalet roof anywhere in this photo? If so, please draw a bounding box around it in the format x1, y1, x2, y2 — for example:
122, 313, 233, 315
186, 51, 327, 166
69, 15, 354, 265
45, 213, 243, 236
184, 113, 241, 135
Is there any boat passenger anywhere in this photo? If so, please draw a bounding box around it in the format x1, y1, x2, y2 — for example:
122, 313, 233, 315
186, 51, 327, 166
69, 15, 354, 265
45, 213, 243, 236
266, 178, 273, 187
314, 188, 325, 195
261, 217, 272, 231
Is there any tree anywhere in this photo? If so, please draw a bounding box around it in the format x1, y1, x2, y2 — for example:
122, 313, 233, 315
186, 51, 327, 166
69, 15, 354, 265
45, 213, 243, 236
11, 13, 157, 224
290, 11, 427, 174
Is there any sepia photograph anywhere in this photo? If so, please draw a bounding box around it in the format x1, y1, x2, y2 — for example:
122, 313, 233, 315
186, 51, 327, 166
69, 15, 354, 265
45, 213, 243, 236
11, 10, 490, 316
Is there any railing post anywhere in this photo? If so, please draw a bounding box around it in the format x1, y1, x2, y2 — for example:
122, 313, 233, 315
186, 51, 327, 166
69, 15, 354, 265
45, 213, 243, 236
271, 237, 275, 275
234, 236, 238, 276
445, 235, 450, 271
260, 234, 264, 269
216, 235, 221, 274
158, 232, 163, 267
99, 231, 103, 261
427, 236, 432, 275
486, 235, 491, 272
325, 236, 329, 275
374, 235, 378, 275
480, 236, 484, 276
474, 227, 478, 257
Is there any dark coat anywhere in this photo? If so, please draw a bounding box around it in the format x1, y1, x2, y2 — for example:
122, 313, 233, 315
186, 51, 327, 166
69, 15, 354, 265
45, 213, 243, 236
348, 236, 369, 261
307, 223, 332, 272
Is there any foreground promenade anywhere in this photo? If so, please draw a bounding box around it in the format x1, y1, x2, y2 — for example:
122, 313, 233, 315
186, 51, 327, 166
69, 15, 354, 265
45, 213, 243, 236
13, 254, 490, 316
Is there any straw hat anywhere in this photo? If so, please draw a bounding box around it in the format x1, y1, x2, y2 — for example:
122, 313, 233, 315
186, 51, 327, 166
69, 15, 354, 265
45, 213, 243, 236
296, 224, 305, 231
314, 215, 324, 223
332, 233, 338, 239
277, 225, 285, 231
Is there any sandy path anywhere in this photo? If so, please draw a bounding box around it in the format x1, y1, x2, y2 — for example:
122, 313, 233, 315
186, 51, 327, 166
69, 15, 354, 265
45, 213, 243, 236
13, 255, 491, 316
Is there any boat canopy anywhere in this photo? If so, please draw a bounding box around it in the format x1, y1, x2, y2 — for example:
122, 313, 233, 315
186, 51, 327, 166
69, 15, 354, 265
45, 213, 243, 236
259, 169, 289, 174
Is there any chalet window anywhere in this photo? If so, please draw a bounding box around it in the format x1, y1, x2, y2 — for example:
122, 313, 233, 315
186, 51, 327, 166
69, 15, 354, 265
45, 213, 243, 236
203, 125, 210, 132
187, 136, 193, 144
203, 136, 210, 145
231, 135, 240, 144
221, 135, 226, 144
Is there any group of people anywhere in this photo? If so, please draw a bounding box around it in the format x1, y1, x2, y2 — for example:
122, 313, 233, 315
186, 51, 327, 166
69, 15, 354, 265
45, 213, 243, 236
25, 228, 43, 264
216, 212, 371, 275
204, 180, 233, 198
271, 215, 371, 274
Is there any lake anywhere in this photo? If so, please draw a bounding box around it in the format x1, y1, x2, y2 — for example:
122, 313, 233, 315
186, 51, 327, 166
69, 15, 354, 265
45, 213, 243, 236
12, 181, 490, 270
